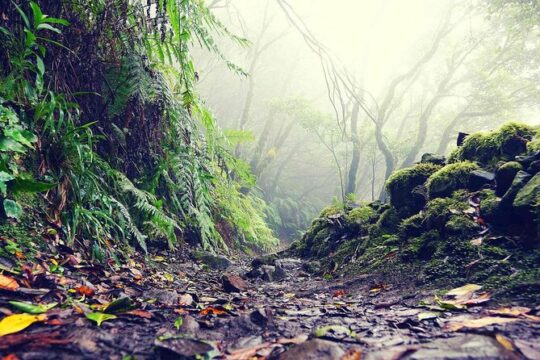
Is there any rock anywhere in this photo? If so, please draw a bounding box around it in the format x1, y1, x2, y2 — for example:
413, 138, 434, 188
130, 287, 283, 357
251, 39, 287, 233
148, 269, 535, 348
457, 132, 469, 146
251, 254, 278, 268
227, 336, 263, 353
496, 161, 523, 196
514, 173, 540, 209
249, 308, 270, 327
146, 289, 179, 306
155, 338, 215, 359
516, 150, 540, 168
222, 274, 248, 293
195, 251, 232, 270
245, 267, 263, 279
501, 170, 532, 207
179, 315, 200, 334
302, 260, 321, 274
261, 265, 276, 281
275, 258, 301, 269
408, 334, 515, 360
279, 339, 345, 360
527, 160, 540, 175
468, 170, 495, 191
273, 263, 287, 281
421, 153, 446, 165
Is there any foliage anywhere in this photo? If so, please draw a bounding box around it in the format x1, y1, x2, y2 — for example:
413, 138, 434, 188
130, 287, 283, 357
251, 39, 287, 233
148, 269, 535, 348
0, 0, 276, 258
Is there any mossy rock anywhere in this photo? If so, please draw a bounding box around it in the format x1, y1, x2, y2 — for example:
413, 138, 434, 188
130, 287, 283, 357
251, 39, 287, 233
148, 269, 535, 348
346, 205, 376, 225
424, 195, 469, 231
398, 214, 425, 239
385, 163, 441, 214
426, 161, 479, 199
400, 230, 440, 262
496, 161, 523, 196
375, 207, 401, 234
449, 122, 534, 167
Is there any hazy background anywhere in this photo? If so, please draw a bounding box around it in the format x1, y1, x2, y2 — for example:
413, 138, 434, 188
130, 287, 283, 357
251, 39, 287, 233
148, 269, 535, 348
193, 0, 540, 240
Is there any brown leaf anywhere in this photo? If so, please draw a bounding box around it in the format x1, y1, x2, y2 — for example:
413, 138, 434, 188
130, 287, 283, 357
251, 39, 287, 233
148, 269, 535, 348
333, 290, 347, 298
340, 349, 363, 360
0, 274, 19, 291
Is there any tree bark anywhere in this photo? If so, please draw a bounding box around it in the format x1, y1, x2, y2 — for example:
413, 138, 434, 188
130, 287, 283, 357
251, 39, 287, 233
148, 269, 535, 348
345, 102, 361, 195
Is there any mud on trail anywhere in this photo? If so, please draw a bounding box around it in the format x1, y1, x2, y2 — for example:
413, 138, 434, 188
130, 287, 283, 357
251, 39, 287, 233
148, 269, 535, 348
0, 248, 539, 360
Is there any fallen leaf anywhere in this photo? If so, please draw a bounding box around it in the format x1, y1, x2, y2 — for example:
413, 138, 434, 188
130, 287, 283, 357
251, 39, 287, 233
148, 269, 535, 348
0, 274, 19, 291
2, 354, 19, 360
103, 297, 133, 314
0, 313, 47, 337
75, 285, 94, 297
163, 272, 174, 282
487, 306, 531, 317
333, 290, 347, 297
179, 294, 194, 306
444, 316, 518, 332
495, 333, 515, 352
457, 292, 491, 305
174, 316, 183, 330
341, 349, 362, 360
86, 312, 117, 326
199, 306, 227, 316
8, 301, 57, 314
418, 311, 440, 321
446, 284, 482, 297
125, 310, 152, 319
313, 324, 354, 338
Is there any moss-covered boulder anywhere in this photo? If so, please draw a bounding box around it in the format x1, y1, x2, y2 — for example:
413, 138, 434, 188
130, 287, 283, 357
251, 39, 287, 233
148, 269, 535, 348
496, 161, 523, 196
386, 163, 440, 214
421, 153, 446, 165
501, 170, 533, 207
513, 173, 540, 240
426, 161, 479, 198
449, 122, 534, 167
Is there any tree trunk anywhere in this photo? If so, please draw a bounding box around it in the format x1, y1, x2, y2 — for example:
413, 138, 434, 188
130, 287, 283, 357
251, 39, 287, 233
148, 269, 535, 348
345, 102, 361, 195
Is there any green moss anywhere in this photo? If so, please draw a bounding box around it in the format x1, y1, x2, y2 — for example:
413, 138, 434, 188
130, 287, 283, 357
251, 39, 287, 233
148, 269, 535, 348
346, 205, 376, 224
527, 139, 540, 152
399, 214, 425, 239
375, 207, 401, 234
445, 215, 481, 237
449, 122, 534, 166
386, 163, 441, 214
424, 196, 468, 231
426, 161, 479, 198
319, 204, 343, 218
400, 230, 440, 262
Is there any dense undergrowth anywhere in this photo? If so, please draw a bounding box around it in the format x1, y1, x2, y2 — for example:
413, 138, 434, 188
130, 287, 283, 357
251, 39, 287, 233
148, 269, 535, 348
0, 0, 278, 262
290, 122, 540, 301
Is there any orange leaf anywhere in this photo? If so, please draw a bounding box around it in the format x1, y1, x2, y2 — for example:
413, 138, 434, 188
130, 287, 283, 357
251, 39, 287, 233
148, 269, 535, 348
2, 354, 20, 360
0, 274, 19, 291
125, 310, 152, 319
333, 290, 347, 298
495, 334, 515, 352
75, 285, 94, 297
199, 306, 227, 316
444, 316, 519, 332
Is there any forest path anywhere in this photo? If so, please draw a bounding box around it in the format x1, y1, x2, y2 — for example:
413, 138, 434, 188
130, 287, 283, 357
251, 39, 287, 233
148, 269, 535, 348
0, 249, 539, 359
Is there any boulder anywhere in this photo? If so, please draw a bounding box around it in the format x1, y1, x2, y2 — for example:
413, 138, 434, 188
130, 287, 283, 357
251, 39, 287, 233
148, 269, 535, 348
501, 171, 532, 207
194, 251, 232, 270
260, 265, 276, 281
514, 173, 540, 210
421, 153, 446, 165
468, 170, 495, 191
279, 339, 345, 360
495, 161, 523, 196
251, 254, 278, 268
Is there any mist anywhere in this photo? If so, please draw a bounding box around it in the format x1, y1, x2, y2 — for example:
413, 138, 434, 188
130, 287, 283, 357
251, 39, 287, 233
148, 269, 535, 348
194, 0, 539, 239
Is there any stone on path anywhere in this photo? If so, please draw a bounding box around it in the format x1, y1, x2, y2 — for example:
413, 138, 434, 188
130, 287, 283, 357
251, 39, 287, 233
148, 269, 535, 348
279, 339, 345, 360
222, 274, 249, 292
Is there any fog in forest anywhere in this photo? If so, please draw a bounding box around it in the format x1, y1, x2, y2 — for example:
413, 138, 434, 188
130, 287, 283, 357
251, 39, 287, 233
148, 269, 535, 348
193, 0, 539, 240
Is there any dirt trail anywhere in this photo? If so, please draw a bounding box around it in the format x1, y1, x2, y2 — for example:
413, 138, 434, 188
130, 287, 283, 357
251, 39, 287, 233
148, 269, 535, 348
0, 250, 539, 359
